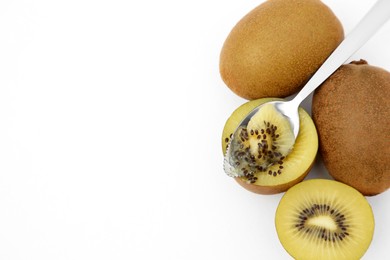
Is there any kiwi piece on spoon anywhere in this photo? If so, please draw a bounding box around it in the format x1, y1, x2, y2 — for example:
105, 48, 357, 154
222, 98, 318, 194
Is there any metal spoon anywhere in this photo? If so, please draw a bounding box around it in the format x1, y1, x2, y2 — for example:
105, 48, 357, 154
224, 0, 390, 177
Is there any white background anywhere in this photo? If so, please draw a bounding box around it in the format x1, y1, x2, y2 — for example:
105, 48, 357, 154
0, 0, 389, 259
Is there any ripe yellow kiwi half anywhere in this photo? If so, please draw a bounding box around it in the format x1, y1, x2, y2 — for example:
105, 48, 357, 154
222, 98, 318, 194
275, 179, 375, 260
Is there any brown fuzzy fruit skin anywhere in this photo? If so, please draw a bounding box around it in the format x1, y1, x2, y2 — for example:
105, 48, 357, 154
312, 60, 390, 196
220, 0, 344, 100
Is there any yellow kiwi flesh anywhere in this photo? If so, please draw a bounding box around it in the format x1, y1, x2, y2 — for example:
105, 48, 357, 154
275, 179, 375, 260
222, 99, 318, 194
220, 0, 344, 100
312, 60, 390, 196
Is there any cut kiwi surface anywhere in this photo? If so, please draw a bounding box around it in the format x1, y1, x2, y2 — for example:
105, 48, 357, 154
222, 98, 318, 194
247, 103, 295, 163
225, 103, 295, 178
275, 179, 375, 260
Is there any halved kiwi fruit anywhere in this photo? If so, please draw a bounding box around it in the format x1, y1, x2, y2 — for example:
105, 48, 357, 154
275, 179, 375, 260
222, 98, 318, 194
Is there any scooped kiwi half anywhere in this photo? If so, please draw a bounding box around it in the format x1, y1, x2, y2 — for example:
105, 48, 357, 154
222, 98, 318, 194
275, 179, 375, 260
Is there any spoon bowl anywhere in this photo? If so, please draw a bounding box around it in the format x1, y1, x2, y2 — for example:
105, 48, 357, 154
223, 99, 299, 177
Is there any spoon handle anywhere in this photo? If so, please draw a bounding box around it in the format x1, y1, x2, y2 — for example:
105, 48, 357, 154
292, 0, 390, 105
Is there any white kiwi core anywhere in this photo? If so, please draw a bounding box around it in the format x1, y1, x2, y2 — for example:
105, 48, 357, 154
306, 216, 337, 231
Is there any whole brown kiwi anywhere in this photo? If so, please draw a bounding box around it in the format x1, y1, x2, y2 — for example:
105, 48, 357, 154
220, 0, 344, 100
312, 60, 390, 196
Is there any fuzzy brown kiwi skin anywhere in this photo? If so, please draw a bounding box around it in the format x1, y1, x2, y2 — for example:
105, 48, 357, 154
235, 160, 315, 195
219, 0, 344, 100
312, 60, 390, 196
